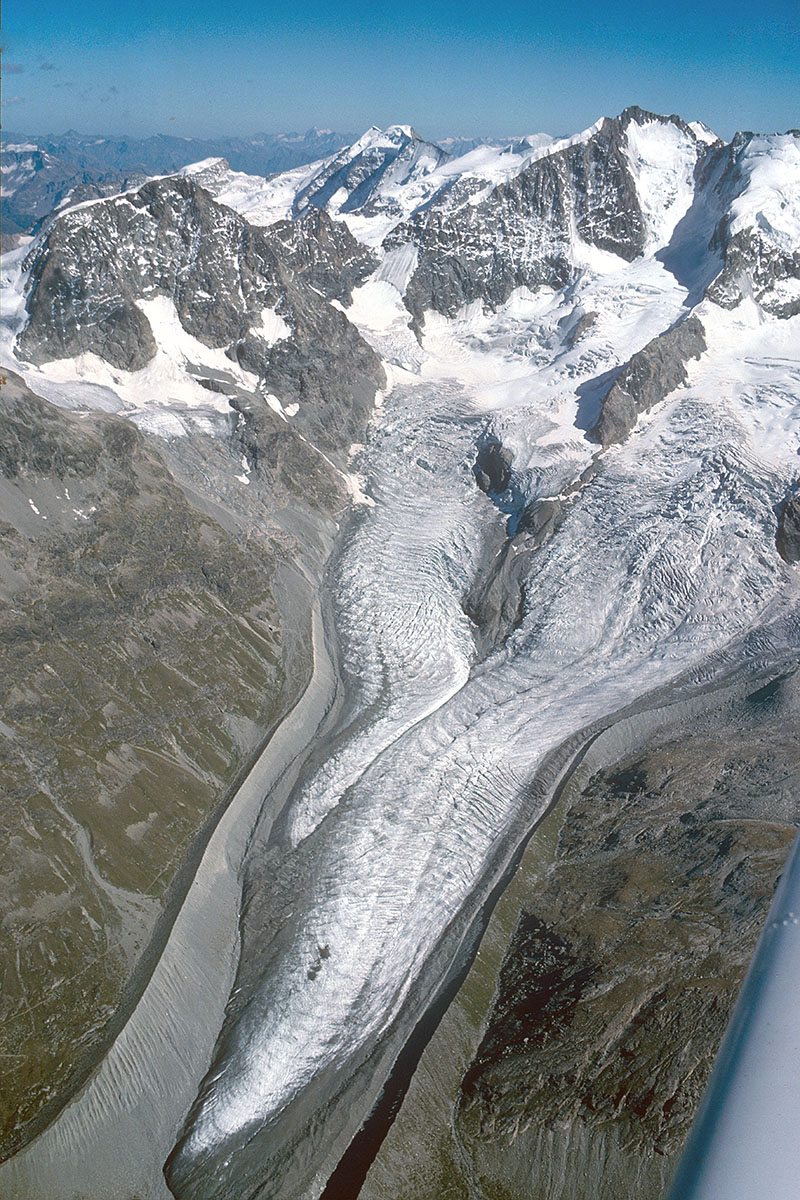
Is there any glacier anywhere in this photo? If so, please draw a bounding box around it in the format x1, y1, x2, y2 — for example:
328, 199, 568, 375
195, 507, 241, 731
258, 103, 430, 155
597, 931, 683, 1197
1, 107, 799, 1200
167, 135, 800, 1190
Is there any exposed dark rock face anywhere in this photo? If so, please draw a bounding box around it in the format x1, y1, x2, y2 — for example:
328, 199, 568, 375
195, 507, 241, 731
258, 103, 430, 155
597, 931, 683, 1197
517, 497, 565, 545
0, 385, 124, 480
705, 131, 800, 318
708, 226, 800, 318
777, 489, 800, 563
228, 393, 346, 512
474, 440, 513, 494
591, 315, 706, 446
267, 208, 379, 304
464, 497, 569, 658
17, 174, 384, 461
393, 110, 703, 325
564, 309, 598, 347
464, 531, 533, 655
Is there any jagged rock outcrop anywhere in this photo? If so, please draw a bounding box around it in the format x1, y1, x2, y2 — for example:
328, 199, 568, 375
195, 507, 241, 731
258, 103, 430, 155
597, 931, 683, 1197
777, 489, 800, 563
393, 109, 705, 324
564, 309, 598, 347
464, 497, 570, 657
705, 131, 800, 318
18, 174, 384, 459
517, 496, 565, 544
267, 208, 378, 303
591, 315, 706, 446
708, 225, 800, 318
474, 440, 513, 493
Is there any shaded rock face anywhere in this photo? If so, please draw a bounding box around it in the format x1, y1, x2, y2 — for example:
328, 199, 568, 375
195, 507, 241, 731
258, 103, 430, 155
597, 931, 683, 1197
18, 175, 384, 459
464, 498, 568, 659
705, 131, 800, 318
0, 386, 129, 481
393, 110, 699, 325
453, 686, 800, 1200
228, 392, 348, 513
591, 315, 706, 446
267, 208, 379, 304
777, 489, 800, 563
463, 530, 532, 657
517, 497, 565, 544
474, 441, 513, 494
19, 177, 266, 370
709, 226, 800, 318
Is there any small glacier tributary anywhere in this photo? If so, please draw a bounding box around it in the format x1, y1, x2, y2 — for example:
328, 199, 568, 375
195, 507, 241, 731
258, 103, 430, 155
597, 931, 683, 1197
167, 290, 800, 1199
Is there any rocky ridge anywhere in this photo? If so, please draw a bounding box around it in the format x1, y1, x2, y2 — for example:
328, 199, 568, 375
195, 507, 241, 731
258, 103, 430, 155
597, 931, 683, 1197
393, 108, 686, 323
292, 125, 450, 221
591, 315, 707, 446
17, 174, 384, 460
189, 108, 800, 454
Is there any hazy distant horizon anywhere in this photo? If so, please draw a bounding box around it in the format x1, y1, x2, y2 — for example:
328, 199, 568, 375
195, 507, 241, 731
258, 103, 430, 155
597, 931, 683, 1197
3, 0, 798, 143
3, 107, 798, 149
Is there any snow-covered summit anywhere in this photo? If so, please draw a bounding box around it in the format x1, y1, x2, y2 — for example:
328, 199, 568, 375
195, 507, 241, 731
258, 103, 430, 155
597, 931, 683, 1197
181, 108, 716, 259
181, 119, 593, 245
689, 119, 721, 146
5, 106, 800, 453
179, 156, 232, 188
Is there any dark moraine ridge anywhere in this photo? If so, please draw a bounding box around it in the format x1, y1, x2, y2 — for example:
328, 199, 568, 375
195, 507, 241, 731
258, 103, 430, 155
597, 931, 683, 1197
358, 663, 800, 1200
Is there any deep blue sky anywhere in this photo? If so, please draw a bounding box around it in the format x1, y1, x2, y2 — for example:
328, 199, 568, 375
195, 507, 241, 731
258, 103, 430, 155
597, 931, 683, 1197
3, 0, 799, 141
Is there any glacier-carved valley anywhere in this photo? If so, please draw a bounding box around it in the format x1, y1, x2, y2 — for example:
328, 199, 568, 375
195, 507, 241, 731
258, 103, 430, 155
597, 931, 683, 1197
1, 106, 800, 1200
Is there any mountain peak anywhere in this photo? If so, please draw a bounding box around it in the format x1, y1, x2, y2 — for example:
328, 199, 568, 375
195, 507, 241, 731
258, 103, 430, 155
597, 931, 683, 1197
616, 104, 685, 128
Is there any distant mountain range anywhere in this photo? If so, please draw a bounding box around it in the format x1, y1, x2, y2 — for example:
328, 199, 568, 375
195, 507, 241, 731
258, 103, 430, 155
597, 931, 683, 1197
0, 128, 504, 242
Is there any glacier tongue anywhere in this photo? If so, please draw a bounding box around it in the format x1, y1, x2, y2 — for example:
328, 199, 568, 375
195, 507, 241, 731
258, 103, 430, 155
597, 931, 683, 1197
166, 263, 800, 1198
